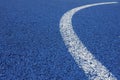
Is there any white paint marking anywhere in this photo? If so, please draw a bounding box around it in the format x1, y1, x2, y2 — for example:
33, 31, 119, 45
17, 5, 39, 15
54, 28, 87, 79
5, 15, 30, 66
60, 2, 118, 80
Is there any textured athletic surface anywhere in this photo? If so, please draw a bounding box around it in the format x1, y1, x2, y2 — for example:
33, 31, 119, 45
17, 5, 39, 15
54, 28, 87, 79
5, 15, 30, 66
0, 0, 120, 80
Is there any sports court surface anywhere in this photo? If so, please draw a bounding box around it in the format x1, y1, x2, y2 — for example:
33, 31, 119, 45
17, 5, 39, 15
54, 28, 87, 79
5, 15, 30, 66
0, 0, 120, 80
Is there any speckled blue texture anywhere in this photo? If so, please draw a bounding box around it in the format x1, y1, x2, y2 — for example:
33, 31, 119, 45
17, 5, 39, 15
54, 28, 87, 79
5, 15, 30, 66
73, 2, 120, 79
0, 0, 120, 80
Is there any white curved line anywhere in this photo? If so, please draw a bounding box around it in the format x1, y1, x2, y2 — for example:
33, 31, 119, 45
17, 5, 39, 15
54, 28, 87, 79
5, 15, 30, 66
60, 2, 118, 80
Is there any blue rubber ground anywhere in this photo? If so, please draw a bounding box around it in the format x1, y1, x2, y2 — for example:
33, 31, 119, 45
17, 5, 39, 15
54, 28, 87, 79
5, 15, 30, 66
0, 0, 120, 80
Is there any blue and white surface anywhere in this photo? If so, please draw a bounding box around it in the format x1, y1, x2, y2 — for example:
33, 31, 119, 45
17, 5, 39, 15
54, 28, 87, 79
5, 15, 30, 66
0, 0, 120, 80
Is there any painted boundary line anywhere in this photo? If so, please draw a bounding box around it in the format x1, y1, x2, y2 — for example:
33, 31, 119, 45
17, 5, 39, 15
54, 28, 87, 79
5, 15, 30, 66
60, 2, 118, 80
